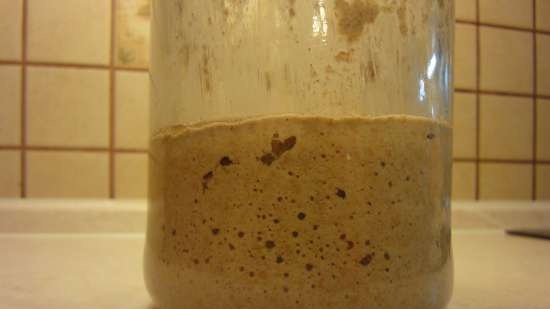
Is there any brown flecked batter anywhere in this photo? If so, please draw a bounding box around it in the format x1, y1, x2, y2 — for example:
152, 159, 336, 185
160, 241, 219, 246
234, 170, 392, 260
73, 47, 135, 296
144, 114, 453, 309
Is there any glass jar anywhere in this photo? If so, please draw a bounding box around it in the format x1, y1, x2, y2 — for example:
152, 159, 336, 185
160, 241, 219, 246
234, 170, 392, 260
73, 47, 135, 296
145, 1, 453, 309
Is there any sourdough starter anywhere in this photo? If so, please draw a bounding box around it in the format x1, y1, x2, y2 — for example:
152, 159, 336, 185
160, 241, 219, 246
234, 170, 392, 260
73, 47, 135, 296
144, 114, 452, 309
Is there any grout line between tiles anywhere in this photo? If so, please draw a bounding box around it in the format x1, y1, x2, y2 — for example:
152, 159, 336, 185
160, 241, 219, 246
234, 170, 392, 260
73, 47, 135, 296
456, 19, 550, 36
109, 0, 116, 199
532, 0, 538, 200
0, 60, 148, 72
455, 88, 550, 99
115, 66, 149, 72
24, 61, 108, 70
475, 0, 481, 200
453, 158, 550, 164
20, 0, 28, 198
116, 148, 150, 154
11, 146, 109, 153
0, 60, 21, 66
0, 146, 21, 151
454, 88, 478, 94
109, 75, 116, 198
0, 145, 148, 153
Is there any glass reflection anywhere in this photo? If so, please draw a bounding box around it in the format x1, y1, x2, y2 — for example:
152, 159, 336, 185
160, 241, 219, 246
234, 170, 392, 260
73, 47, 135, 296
312, 0, 328, 42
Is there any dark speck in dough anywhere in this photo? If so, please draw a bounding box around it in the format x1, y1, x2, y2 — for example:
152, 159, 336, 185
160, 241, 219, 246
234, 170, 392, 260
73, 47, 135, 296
360, 254, 373, 266
265, 240, 276, 249
260, 153, 276, 166
220, 156, 234, 166
202, 171, 214, 190
259, 136, 297, 166
336, 188, 347, 199
271, 136, 297, 156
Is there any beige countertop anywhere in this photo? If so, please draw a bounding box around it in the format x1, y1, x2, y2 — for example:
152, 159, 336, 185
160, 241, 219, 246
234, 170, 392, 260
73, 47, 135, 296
1, 200, 550, 308
1, 231, 550, 309
1, 200, 550, 233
